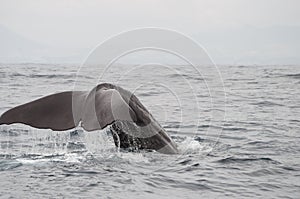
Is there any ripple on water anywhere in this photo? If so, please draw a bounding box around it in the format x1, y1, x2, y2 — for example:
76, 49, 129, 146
216, 156, 280, 165
0, 159, 22, 171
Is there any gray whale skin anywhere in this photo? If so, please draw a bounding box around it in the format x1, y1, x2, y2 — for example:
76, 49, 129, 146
0, 83, 178, 154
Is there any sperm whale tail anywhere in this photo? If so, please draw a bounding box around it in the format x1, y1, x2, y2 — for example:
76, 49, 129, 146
0, 83, 178, 154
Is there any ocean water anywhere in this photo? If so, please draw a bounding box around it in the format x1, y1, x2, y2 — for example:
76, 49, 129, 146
0, 64, 299, 198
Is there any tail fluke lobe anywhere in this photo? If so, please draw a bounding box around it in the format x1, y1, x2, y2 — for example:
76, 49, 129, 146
0, 92, 78, 131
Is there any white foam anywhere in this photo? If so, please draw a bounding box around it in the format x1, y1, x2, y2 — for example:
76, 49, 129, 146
178, 137, 213, 154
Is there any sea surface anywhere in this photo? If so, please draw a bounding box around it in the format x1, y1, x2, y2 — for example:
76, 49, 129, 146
0, 64, 299, 198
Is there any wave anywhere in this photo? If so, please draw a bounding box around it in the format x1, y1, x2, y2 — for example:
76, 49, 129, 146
281, 73, 300, 79
9, 73, 74, 79
0, 160, 22, 171
168, 73, 205, 81
216, 156, 280, 164
251, 101, 284, 107
29, 74, 74, 79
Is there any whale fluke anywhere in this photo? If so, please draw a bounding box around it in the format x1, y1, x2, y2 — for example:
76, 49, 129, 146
0, 91, 78, 130
0, 83, 178, 154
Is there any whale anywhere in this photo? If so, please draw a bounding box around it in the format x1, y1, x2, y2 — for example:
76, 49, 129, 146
0, 83, 179, 154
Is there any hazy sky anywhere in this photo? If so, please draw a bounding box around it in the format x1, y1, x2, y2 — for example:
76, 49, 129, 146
0, 0, 299, 64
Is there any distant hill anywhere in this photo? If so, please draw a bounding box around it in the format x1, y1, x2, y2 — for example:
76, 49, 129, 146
0, 25, 85, 63
1, 24, 299, 65
0, 25, 50, 63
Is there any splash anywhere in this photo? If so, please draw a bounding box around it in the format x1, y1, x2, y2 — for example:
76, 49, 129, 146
177, 137, 213, 155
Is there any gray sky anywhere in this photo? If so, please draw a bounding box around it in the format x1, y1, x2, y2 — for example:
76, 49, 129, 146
0, 0, 299, 64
